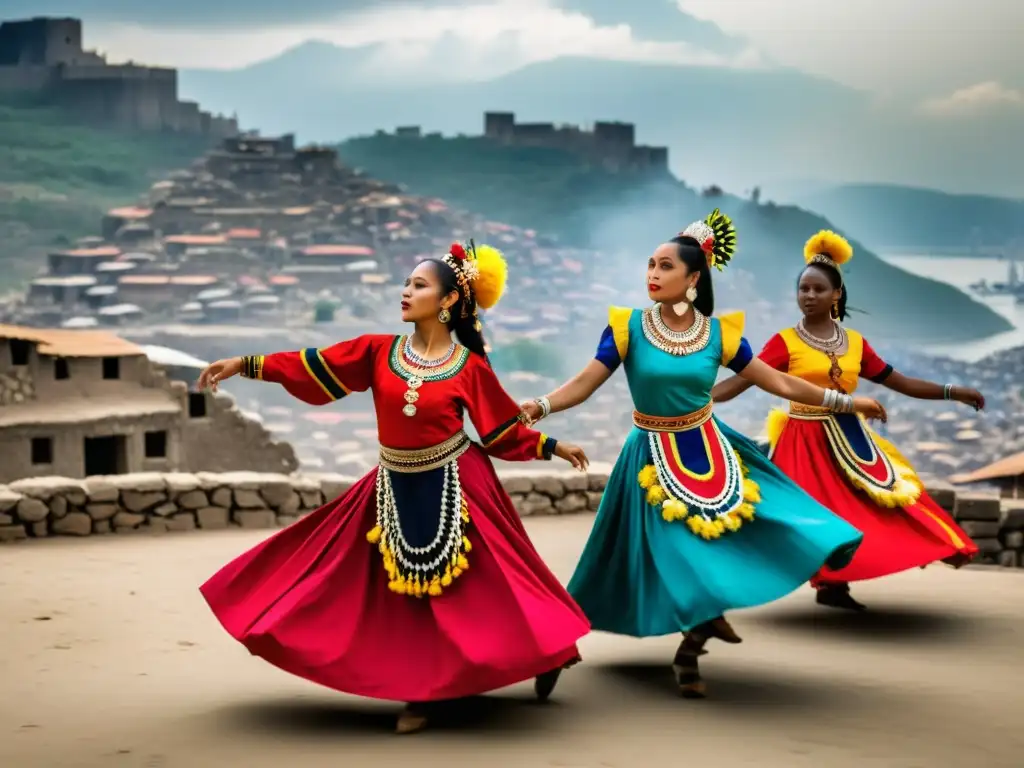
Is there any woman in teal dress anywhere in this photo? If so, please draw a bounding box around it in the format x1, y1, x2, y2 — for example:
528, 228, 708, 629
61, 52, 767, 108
520, 210, 886, 698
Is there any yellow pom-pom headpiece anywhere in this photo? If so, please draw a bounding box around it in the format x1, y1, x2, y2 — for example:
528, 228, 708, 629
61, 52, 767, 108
804, 230, 853, 276
466, 240, 507, 311
440, 240, 507, 320
679, 208, 737, 271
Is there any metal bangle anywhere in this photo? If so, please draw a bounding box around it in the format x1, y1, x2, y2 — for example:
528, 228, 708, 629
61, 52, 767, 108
821, 389, 834, 410
943, 384, 953, 401
536, 396, 552, 419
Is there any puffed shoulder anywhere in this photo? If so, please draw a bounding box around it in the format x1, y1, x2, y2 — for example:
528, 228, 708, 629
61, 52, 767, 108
607, 306, 633, 361
716, 311, 746, 367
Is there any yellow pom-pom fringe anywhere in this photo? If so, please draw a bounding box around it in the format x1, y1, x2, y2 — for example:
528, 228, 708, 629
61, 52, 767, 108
646, 485, 667, 506
373, 495, 472, 598
764, 410, 922, 509
468, 242, 507, 310
638, 465, 658, 489
804, 229, 853, 268
639, 453, 758, 539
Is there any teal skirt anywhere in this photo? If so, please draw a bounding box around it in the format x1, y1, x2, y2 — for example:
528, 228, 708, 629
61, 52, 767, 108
567, 419, 864, 637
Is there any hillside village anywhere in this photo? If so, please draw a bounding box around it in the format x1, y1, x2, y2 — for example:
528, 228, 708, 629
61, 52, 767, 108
0, 125, 1017, 486
0, 18, 1020, 492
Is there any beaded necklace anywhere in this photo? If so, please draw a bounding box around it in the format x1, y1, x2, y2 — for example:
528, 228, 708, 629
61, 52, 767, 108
641, 303, 711, 356
795, 319, 847, 390
390, 336, 468, 417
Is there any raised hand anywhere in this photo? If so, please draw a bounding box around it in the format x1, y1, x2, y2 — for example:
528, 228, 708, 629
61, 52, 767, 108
197, 357, 243, 392
853, 396, 887, 423
954, 387, 985, 412
554, 441, 589, 472
519, 400, 543, 425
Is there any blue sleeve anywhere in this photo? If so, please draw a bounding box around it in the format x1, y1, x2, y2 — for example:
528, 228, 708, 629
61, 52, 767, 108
727, 337, 753, 373
594, 325, 621, 372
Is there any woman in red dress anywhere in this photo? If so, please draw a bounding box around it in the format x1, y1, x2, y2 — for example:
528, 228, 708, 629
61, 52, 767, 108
197, 242, 591, 734
712, 230, 984, 611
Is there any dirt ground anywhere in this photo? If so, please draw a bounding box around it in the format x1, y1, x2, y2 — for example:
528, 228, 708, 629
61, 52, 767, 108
1, 515, 1022, 768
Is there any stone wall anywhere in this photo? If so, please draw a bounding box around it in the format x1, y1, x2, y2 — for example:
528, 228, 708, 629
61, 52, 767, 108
0, 367, 35, 405
0, 470, 609, 542
2, 475, 1022, 572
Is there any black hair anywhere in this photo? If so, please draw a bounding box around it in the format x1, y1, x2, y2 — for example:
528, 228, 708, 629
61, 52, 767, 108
667, 235, 715, 316
424, 258, 489, 361
799, 262, 848, 321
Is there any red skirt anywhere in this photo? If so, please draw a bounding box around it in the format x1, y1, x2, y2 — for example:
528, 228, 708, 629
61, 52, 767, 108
199, 444, 589, 702
770, 417, 978, 584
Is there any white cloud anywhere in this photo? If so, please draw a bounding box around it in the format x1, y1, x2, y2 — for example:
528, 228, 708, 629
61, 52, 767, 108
919, 81, 1024, 116
86, 0, 762, 74
675, 0, 1024, 95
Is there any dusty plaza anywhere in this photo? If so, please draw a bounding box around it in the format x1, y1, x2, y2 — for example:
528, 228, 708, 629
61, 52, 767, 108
2, 514, 1022, 768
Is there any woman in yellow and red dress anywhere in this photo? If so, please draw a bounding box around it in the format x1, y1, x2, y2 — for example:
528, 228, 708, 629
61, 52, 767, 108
712, 230, 984, 611
196, 242, 591, 734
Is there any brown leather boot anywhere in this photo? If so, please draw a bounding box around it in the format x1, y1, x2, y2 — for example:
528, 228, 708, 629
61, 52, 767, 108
816, 583, 867, 612
673, 635, 707, 699
395, 704, 428, 735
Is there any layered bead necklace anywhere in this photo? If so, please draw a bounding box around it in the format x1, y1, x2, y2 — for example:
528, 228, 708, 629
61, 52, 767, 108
398, 336, 457, 418
795, 318, 847, 389
642, 303, 711, 356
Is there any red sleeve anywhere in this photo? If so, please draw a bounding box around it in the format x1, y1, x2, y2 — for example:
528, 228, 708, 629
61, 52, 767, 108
256, 335, 377, 405
463, 358, 557, 462
860, 338, 894, 383
757, 334, 790, 372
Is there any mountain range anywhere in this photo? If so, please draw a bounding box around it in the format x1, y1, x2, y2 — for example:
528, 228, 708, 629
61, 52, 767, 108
179, 35, 1023, 199
782, 184, 1024, 251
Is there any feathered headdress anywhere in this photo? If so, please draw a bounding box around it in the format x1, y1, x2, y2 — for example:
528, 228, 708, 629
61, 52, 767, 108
680, 208, 737, 271
804, 230, 853, 276
441, 240, 508, 322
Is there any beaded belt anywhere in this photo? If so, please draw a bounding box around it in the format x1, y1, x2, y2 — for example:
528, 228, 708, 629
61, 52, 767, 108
633, 401, 713, 432
788, 402, 833, 420
378, 430, 471, 473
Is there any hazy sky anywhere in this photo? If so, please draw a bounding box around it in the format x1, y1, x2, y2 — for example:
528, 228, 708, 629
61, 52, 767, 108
11, 0, 1020, 102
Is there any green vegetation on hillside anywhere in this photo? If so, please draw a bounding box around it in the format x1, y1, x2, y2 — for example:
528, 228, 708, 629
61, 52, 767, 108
0, 95, 213, 290
337, 135, 1011, 344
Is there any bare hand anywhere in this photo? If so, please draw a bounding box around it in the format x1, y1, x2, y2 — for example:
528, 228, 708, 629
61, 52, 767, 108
554, 441, 589, 472
853, 396, 887, 422
197, 357, 243, 392
954, 387, 985, 411
519, 400, 543, 426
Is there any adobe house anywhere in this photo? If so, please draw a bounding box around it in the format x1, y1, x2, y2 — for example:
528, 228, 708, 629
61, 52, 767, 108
951, 454, 1024, 498
0, 325, 297, 483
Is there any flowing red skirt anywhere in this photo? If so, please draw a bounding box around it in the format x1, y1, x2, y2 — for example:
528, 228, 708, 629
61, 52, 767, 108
200, 445, 589, 702
771, 419, 978, 584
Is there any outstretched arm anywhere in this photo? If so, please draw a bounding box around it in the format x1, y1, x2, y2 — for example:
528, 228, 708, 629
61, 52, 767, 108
737, 358, 886, 420
197, 336, 377, 406
713, 331, 789, 404
860, 339, 985, 409
545, 360, 613, 415
466, 359, 588, 468
711, 375, 755, 403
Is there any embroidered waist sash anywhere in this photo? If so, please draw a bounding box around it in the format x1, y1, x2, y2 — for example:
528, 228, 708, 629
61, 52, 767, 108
632, 401, 713, 432
378, 430, 471, 473
367, 432, 472, 598
785, 403, 920, 507
633, 403, 760, 540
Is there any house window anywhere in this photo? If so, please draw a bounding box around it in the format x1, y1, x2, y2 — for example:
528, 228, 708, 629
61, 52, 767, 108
31, 437, 53, 465
102, 356, 120, 379
144, 430, 167, 458
54, 358, 70, 380
10, 339, 30, 366
188, 392, 207, 418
